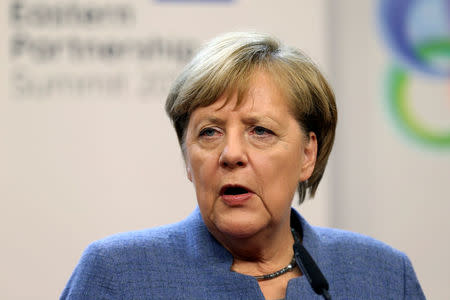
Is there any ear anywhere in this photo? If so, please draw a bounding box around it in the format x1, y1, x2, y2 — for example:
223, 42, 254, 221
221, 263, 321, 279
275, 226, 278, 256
186, 165, 192, 182
182, 147, 193, 182
299, 132, 318, 182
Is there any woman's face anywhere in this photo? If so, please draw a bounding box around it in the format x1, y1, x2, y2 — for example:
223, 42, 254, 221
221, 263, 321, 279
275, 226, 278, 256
184, 71, 317, 239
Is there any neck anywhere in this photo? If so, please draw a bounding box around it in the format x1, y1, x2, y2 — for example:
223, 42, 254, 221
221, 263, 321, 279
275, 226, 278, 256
210, 217, 295, 275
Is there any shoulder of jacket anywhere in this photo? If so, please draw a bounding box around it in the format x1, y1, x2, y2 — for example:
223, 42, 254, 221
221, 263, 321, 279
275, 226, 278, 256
313, 226, 407, 267
84, 220, 189, 261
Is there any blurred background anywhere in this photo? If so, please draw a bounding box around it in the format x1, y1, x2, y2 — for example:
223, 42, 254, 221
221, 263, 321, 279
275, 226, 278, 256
1, 0, 448, 299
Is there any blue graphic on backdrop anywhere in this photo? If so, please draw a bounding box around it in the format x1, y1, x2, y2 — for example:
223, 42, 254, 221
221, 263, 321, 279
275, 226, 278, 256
378, 0, 450, 148
378, 0, 449, 77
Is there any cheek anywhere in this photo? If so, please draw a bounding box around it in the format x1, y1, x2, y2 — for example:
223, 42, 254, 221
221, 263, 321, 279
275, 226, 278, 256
258, 147, 302, 178
253, 149, 302, 197
187, 148, 218, 188
187, 150, 221, 215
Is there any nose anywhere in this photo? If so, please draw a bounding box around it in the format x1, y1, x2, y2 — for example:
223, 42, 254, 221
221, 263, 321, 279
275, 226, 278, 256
219, 133, 248, 169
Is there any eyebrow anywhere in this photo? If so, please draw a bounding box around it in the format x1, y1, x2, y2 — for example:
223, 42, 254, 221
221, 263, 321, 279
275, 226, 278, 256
241, 116, 262, 124
193, 113, 281, 128
242, 115, 281, 127
195, 116, 226, 126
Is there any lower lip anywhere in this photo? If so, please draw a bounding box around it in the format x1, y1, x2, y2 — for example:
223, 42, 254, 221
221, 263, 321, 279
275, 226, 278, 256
221, 193, 253, 206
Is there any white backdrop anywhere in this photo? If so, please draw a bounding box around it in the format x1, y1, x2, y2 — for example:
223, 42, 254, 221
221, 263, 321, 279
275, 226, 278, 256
1, 1, 330, 299
3, 1, 448, 299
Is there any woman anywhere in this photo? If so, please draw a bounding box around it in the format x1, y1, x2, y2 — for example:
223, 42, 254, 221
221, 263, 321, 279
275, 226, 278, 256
61, 32, 425, 299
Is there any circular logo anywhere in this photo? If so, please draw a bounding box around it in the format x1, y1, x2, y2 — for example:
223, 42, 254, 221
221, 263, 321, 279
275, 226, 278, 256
378, 0, 450, 148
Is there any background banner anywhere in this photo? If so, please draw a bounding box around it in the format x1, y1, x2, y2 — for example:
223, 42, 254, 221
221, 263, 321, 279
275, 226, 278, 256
329, 1, 449, 299
1, 0, 449, 299
1, 1, 330, 299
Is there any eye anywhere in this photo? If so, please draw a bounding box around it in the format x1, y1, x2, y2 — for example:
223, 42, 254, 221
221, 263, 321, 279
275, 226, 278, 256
252, 126, 274, 136
199, 127, 220, 137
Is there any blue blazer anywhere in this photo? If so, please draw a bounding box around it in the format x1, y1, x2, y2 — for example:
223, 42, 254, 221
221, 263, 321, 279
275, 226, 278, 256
61, 208, 425, 299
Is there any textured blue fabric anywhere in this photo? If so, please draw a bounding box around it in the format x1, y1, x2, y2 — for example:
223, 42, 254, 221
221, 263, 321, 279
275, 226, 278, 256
61, 208, 426, 299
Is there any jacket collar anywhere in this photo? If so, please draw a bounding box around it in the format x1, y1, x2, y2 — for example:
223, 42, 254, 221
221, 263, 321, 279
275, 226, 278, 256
180, 207, 325, 298
182, 207, 323, 270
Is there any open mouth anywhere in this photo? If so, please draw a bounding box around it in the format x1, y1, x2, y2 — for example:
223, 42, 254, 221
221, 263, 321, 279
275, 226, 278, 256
220, 185, 251, 195
220, 185, 253, 205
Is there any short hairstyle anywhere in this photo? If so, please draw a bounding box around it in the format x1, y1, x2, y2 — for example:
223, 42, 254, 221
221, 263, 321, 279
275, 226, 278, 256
165, 32, 337, 204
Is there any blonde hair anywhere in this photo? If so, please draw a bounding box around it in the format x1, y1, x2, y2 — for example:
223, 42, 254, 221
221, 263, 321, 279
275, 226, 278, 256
165, 32, 337, 204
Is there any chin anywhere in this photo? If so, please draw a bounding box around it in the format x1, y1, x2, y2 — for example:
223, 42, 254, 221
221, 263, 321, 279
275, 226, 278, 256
212, 211, 268, 239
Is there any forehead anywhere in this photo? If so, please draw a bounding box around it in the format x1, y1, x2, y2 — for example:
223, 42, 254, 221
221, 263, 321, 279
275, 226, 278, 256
190, 71, 292, 121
